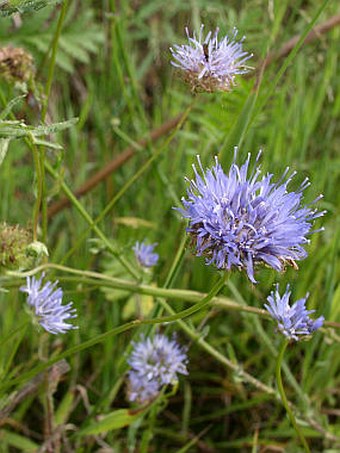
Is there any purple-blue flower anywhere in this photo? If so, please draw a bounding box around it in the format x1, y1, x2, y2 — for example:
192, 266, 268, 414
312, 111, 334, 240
20, 274, 78, 334
170, 24, 252, 92
127, 334, 188, 404
133, 241, 159, 268
264, 284, 324, 341
179, 151, 325, 283
127, 371, 160, 405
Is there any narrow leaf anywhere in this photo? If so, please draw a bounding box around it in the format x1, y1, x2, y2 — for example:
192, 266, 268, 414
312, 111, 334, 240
31, 137, 63, 149
0, 430, 38, 451
79, 408, 147, 435
219, 86, 258, 167
31, 117, 79, 136
0, 95, 26, 121
0, 138, 10, 165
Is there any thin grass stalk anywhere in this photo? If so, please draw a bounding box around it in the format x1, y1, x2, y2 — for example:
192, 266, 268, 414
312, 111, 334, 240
57, 103, 193, 264
44, 161, 140, 280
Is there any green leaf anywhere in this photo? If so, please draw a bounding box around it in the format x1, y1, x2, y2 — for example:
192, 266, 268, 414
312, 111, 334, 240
30, 117, 79, 136
219, 86, 258, 167
30, 137, 63, 149
0, 430, 38, 451
0, 138, 10, 165
54, 391, 75, 425
0, 95, 26, 121
79, 408, 147, 436
0, 117, 78, 139
0, 117, 77, 155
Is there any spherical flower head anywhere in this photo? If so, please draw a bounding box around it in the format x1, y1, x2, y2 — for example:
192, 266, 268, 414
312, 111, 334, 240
264, 284, 324, 341
170, 24, 252, 92
20, 274, 78, 334
133, 241, 159, 268
127, 334, 188, 404
178, 151, 325, 283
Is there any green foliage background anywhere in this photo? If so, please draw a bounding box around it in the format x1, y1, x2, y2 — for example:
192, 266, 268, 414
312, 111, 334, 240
0, 0, 339, 451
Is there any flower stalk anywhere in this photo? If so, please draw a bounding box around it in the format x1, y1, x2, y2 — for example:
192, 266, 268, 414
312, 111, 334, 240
276, 339, 311, 453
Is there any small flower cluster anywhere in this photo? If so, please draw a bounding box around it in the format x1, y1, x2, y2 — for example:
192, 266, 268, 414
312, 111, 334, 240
264, 284, 324, 341
179, 152, 324, 284
170, 25, 252, 92
127, 334, 188, 404
133, 241, 159, 268
20, 274, 78, 335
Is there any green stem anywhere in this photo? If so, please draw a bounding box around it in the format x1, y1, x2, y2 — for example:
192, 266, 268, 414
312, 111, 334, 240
59, 103, 193, 264
39, 1, 68, 243
254, 0, 330, 120
276, 339, 311, 453
39, 147, 47, 243
158, 298, 275, 396
7, 264, 265, 317
0, 92, 41, 243
0, 273, 226, 393
0, 321, 29, 382
41, 1, 68, 121
44, 162, 139, 280
29, 138, 42, 241
0, 320, 29, 350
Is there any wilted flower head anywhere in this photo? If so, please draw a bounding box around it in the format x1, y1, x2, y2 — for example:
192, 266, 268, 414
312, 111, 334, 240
127, 334, 188, 404
0, 46, 35, 83
133, 241, 159, 268
0, 223, 31, 271
179, 151, 325, 283
20, 274, 78, 334
170, 24, 252, 92
264, 284, 324, 341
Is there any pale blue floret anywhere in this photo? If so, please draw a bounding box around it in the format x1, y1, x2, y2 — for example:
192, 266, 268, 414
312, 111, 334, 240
20, 274, 78, 334
170, 24, 252, 91
133, 241, 159, 268
264, 284, 324, 341
127, 334, 188, 404
179, 151, 325, 283
127, 371, 160, 404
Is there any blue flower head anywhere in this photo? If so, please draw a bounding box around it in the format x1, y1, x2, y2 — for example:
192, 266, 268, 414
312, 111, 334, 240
170, 24, 252, 92
264, 284, 324, 341
127, 334, 188, 404
179, 151, 325, 283
20, 274, 78, 334
133, 241, 159, 268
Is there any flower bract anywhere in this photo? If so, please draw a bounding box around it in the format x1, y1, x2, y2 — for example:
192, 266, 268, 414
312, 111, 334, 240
179, 151, 324, 283
170, 24, 252, 92
20, 274, 78, 334
264, 284, 324, 341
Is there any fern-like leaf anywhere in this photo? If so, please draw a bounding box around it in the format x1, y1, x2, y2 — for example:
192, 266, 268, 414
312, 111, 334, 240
0, 116, 77, 159
0, 7, 105, 74
0, 0, 60, 16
